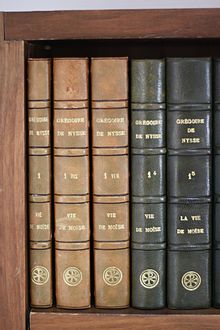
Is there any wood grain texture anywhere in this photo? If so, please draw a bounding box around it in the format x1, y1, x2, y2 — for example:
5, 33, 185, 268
30, 308, 220, 330
0, 41, 26, 330
0, 13, 4, 40
4, 9, 220, 41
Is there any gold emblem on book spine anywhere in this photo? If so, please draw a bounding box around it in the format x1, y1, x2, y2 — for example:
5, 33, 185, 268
31, 266, 49, 285
103, 266, 123, 286
63, 267, 82, 287
139, 269, 160, 289
181, 271, 201, 291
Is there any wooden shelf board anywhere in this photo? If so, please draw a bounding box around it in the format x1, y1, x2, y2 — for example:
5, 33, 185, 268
30, 307, 220, 330
4, 9, 220, 41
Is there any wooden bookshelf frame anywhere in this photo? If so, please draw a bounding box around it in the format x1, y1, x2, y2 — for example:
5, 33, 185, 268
1, 9, 220, 330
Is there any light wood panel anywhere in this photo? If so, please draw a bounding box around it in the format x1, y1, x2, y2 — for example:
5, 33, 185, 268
0, 41, 27, 330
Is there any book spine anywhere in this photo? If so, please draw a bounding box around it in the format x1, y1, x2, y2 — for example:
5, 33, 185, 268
53, 58, 90, 309
167, 58, 212, 309
131, 59, 166, 309
214, 59, 220, 306
91, 58, 129, 308
28, 59, 52, 307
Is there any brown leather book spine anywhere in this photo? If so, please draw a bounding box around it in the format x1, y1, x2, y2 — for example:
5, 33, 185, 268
28, 59, 52, 307
53, 58, 90, 309
91, 58, 129, 308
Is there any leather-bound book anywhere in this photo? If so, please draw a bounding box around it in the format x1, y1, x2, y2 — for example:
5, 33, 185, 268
53, 58, 90, 309
131, 59, 166, 309
167, 58, 212, 309
91, 58, 129, 308
28, 58, 52, 307
214, 59, 220, 307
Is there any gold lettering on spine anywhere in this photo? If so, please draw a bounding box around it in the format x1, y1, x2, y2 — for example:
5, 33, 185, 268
97, 131, 104, 136
188, 171, 196, 180
30, 224, 50, 230
29, 116, 48, 123
96, 117, 125, 124
58, 224, 86, 231
145, 134, 161, 139
136, 134, 143, 139
144, 214, 155, 220
104, 172, 120, 179
67, 213, 77, 219
107, 131, 125, 136
36, 130, 49, 136
67, 131, 86, 136
107, 213, 117, 218
145, 226, 161, 233
177, 229, 185, 234
135, 119, 162, 126
176, 118, 205, 125
181, 138, 200, 144
187, 228, 204, 234
191, 215, 201, 221
56, 117, 85, 123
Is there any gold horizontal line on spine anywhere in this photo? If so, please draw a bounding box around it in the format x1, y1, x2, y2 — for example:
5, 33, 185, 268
54, 148, 88, 156
29, 195, 51, 203
92, 100, 128, 109
30, 241, 51, 249
92, 147, 128, 156
54, 100, 88, 109
94, 240, 129, 250
55, 195, 89, 203
93, 195, 129, 203
29, 147, 51, 156
55, 241, 90, 250
28, 100, 50, 108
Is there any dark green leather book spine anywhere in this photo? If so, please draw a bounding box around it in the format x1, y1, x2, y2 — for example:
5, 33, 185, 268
167, 58, 212, 309
131, 59, 166, 309
214, 59, 220, 307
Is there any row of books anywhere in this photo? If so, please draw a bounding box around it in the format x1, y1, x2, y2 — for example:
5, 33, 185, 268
29, 56, 218, 310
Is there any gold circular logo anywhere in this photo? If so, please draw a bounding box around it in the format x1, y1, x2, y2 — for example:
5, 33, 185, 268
63, 267, 82, 287
181, 271, 201, 291
140, 269, 160, 289
31, 266, 49, 285
103, 266, 123, 286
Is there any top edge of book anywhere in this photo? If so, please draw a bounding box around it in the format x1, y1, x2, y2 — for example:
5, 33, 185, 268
28, 58, 51, 61
53, 57, 89, 61
91, 57, 128, 60
166, 57, 211, 61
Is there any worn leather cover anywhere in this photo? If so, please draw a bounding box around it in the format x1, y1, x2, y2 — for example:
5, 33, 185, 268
28, 59, 52, 307
168, 250, 211, 309
131, 59, 166, 309
131, 247, 165, 309
167, 58, 211, 309
55, 242, 90, 309
30, 242, 52, 307
53, 58, 90, 308
94, 242, 129, 308
214, 59, 220, 306
91, 58, 129, 308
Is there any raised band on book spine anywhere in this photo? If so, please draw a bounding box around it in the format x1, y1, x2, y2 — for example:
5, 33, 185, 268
91, 58, 129, 308
53, 58, 90, 309
131, 59, 166, 309
167, 58, 212, 309
214, 59, 220, 307
28, 58, 52, 307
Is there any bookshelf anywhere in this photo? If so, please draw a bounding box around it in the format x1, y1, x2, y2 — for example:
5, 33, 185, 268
1, 9, 220, 330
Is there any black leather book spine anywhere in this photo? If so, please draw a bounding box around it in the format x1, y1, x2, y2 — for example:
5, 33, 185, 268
131, 59, 166, 309
214, 59, 220, 307
167, 58, 212, 309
